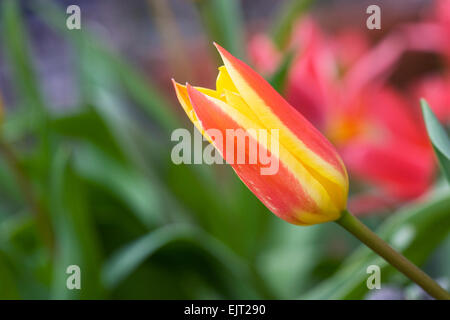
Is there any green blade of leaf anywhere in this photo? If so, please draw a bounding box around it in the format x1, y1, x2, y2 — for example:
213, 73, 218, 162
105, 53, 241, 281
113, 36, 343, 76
50, 108, 126, 161
421, 99, 450, 182
271, 0, 315, 49
102, 224, 266, 299
0, 251, 20, 299
1, 0, 51, 173
49, 147, 105, 299
1, 0, 45, 113
73, 144, 164, 228
195, 0, 245, 59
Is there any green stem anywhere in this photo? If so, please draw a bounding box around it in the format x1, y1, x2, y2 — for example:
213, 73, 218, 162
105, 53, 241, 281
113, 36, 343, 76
336, 210, 450, 300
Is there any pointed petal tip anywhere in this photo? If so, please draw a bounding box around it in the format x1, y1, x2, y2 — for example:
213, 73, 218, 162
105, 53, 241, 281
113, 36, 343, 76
213, 42, 229, 57
186, 83, 207, 105
171, 79, 186, 93
186, 83, 196, 96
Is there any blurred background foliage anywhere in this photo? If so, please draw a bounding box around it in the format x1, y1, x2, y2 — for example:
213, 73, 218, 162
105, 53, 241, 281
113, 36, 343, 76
0, 0, 448, 300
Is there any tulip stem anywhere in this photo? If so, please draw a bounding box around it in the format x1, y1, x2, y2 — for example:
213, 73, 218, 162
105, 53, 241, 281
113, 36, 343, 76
336, 210, 450, 300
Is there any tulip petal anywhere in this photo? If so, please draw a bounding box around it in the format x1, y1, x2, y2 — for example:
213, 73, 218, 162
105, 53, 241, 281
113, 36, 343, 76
216, 66, 238, 97
186, 84, 341, 225
172, 79, 220, 135
213, 43, 348, 207
172, 79, 200, 127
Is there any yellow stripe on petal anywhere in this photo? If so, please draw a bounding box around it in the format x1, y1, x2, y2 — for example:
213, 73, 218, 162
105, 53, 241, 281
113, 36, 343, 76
295, 209, 341, 225
222, 89, 346, 212
216, 65, 238, 97
199, 92, 341, 217
172, 80, 218, 143
222, 89, 261, 125
172, 80, 201, 129
214, 44, 348, 210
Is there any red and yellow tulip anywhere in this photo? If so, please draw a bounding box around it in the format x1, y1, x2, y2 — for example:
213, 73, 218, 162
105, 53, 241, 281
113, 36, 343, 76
172, 43, 348, 226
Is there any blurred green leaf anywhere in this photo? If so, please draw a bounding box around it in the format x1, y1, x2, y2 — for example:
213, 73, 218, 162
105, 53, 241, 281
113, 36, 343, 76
0, 155, 21, 204
195, 0, 245, 59
112, 56, 179, 131
269, 50, 294, 94
1, 0, 45, 113
258, 221, 323, 299
1, 0, 51, 184
271, 0, 314, 49
103, 224, 191, 289
0, 213, 52, 299
0, 250, 20, 299
421, 99, 450, 183
103, 224, 266, 299
50, 108, 126, 162
302, 191, 450, 299
49, 147, 104, 299
31, 0, 179, 132
1, 107, 39, 142
73, 144, 164, 228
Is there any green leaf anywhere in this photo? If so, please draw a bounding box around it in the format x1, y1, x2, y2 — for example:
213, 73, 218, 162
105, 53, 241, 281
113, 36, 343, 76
50, 108, 126, 161
0, 212, 53, 299
421, 99, 450, 182
1, 0, 51, 174
0, 0, 45, 113
0, 250, 20, 299
268, 50, 294, 94
73, 144, 164, 228
271, 0, 315, 48
302, 191, 450, 299
195, 0, 245, 59
257, 220, 324, 299
103, 224, 265, 299
49, 147, 104, 299
30, 0, 179, 132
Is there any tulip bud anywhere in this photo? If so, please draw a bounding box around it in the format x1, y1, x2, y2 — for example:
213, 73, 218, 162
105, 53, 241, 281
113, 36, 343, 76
172, 43, 348, 225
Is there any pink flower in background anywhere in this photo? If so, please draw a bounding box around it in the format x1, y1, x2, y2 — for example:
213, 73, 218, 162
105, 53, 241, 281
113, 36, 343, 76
411, 75, 450, 124
334, 87, 435, 207
248, 34, 280, 75
401, 0, 450, 58
248, 13, 440, 215
331, 28, 370, 71
285, 18, 338, 129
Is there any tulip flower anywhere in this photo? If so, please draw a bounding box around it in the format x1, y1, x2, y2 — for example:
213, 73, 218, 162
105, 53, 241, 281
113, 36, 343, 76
248, 19, 440, 213
171, 44, 450, 300
173, 43, 349, 226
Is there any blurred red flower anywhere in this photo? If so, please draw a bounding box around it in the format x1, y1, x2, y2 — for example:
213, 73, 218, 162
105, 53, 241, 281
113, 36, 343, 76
247, 11, 445, 215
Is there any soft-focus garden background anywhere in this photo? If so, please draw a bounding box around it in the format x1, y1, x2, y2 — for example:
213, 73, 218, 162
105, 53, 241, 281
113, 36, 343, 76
0, 0, 449, 299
